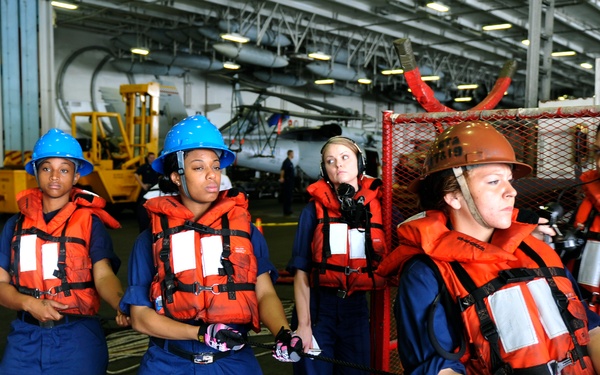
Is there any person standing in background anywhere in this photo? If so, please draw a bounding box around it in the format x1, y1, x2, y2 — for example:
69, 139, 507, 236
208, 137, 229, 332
134, 152, 160, 232
0, 128, 129, 375
287, 136, 387, 374
279, 150, 295, 216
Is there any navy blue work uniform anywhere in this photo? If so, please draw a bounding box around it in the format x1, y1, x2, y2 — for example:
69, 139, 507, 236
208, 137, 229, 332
286, 201, 370, 375
120, 224, 278, 374
0, 212, 120, 375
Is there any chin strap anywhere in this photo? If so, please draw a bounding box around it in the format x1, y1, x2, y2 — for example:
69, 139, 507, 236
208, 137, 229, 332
452, 166, 489, 228
176, 151, 193, 201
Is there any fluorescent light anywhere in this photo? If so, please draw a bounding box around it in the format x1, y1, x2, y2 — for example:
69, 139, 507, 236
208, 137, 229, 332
457, 84, 478, 90
454, 97, 472, 102
421, 75, 440, 81
521, 39, 530, 46
51, 1, 78, 10
220, 33, 250, 44
581, 62, 593, 69
551, 50, 576, 57
381, 68, 404, 75
308, 51, 331, 61
130, 47, 149, 56
482, 23, 512, 31
314, 79, 335, 85
358, 78, 372, 84
426, 2, 449, 12
223, 61, 241, 70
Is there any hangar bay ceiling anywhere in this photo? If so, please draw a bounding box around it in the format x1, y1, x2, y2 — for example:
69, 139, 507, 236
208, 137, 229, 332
53, 0, 600, 108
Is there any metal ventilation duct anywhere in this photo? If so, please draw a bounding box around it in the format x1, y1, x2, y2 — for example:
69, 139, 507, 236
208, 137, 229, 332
217, 20, 292, 47
306, 61, 361, 81
213, 43, 288, 68
252, 71, 307, 87
111, 58, 186, 76
150, 50, 223, 71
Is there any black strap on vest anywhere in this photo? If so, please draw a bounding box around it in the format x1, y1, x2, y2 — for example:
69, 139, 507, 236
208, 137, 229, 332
452, 241, 589, 374
451, 261, 510, 375
519, 242, 589, 371
156, 213, 255, 318
11, 213, 93, 299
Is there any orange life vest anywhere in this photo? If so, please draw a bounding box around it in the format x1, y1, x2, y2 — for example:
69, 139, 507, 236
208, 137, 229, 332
573, 170, 600, 312
10, 188, 120, 316
308, 177, 387, 295
379, 210, 593, 375
147, 191, 260, 331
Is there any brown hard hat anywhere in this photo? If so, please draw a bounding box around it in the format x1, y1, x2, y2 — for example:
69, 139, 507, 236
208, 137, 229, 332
408, 121, 532, 193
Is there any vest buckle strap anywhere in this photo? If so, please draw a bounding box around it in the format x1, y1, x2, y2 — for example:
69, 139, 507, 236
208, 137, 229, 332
547, 357, 573, 374
192, 282, 220, 295
344, 266, 359, 275
193, 353, 215, 364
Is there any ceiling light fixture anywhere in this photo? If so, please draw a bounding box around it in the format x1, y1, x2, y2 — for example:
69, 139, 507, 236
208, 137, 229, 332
521, 39, 530, 46
421, 75, 440, 81
51, 1, 78, 10
358, 78, 372, 84
308, 51, 331, 61
223, 61, 241, 70
426, 2, 449, 12
220, 33, 250, 44
130, 47, 150, 56
482, 23, 512, 31
314, 79, 335, 85
457, 84, 478, 90
454, 97, 472, 102
551, 50, 576, 57
580, 62, 593, 69
381, 68, 404, 75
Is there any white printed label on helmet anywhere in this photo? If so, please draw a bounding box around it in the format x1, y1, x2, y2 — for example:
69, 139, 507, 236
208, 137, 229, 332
578, 240, 600, 289
329, 223, 348, 255
19, 235, 38, 272
489, 285, 538, 353
201, 235, 224, 276
172, 230, 197, 274
527, 278, 567, 338
348, 229, 366, 259
41, 243, 59, 280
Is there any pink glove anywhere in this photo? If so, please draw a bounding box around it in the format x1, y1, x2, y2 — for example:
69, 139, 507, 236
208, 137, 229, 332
203, 323, 245, 352
272, 327, 303, 362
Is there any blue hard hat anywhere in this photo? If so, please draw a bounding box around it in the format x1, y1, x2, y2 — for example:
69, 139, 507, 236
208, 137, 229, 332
152, 115, 235, 174
25, 128, 94, 177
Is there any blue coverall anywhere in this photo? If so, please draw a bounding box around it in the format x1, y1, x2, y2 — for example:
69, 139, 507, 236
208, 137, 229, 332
0, 212, 120, 375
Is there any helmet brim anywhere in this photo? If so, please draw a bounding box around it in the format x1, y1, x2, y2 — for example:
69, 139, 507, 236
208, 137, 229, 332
407, 161, 532, 193
25, 157, 94, 177
152, 147, 236, 175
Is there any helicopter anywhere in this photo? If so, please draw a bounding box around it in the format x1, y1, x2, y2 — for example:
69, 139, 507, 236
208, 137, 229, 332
219, 88, 382, 185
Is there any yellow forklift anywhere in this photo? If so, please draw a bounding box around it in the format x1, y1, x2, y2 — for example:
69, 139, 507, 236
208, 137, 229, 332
0, 82, 161, 213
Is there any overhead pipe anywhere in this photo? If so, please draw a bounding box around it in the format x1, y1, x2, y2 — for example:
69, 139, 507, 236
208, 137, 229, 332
393, 38, 515, 112
217, 20, 291, 47
111, 58, 186, 76
305, 61, 368, 82
213, 43, 288, 68
146, 29, 173, 45
150, 50, 224, 71
253, 71, 307, 87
